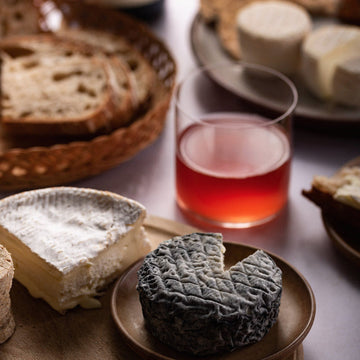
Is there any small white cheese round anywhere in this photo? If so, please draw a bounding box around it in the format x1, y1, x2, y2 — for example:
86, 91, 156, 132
236, 0, 312, 75
301, 25, 360, 101
333, 57, 360, 108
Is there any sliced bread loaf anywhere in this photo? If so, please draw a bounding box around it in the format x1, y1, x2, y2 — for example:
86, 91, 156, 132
58, 28, 156, 112
0, 35, 134, 136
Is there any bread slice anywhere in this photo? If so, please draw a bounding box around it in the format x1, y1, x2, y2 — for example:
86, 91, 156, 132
0, 34, 134, 136
0, 0, 40, 38
0, 244, 15, 344
302, 165, 360, 230
58, 27, 156, 113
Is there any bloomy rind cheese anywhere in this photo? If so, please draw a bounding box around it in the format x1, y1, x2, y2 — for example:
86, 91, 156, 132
0, 187, 151, 313
137, 233, 282, 356
237, 0, 312, 75
0, 244, 15, 343
301, 24, 360, 101
333, 57, 360, 108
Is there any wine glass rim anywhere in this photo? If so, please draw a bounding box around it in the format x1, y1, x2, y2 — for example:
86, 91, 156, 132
175, 61, 298, 128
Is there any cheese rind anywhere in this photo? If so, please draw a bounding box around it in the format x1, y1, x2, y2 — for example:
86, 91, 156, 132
0, 187, 151, 313
0, 244, 15, 343
301, 25, 360, 101
137, 233, 282, 356
237, 0, 312, 75
333, 57, 360, 108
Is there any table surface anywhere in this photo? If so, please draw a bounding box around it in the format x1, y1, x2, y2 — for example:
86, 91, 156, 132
1, 1, 360, 359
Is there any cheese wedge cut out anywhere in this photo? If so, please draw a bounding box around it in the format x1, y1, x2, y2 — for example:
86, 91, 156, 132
301, 25, 360, 101
0, 187, 151, 313
137, 232, 282, 356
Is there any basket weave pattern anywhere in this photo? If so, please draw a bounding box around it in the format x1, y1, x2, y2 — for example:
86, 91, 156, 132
0, 1, 176, 191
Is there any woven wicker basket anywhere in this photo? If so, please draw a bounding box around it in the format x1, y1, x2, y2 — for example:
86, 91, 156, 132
0, 0, 176, 191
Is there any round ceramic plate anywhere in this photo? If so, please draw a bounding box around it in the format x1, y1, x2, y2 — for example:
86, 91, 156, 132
322, 156, 360, 267
322, 212, 360, 267
190, 14, 360, 127
111, 235, 315, 360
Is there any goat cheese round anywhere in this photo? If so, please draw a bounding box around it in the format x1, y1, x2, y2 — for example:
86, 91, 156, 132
301, 25, 360, 101
137, 233, 282, 356
333, 57, 360, 108
236, 0, 312, 75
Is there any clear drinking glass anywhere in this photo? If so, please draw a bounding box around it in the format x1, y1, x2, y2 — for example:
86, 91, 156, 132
175, 62, 298, 228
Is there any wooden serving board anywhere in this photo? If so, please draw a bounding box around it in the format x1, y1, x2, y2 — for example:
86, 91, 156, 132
0, 216, 304, 360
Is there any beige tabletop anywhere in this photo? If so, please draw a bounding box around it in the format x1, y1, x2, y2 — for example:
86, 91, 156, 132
0, 1, 359, 359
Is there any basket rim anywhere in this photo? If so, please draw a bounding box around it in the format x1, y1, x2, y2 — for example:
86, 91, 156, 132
0, 0, 177, 157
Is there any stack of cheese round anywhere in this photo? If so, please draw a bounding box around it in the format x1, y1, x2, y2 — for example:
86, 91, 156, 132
235, 1, 360, 108
301, 25, 360, 107
0, 244, 15, 344
236, 0, 312, 75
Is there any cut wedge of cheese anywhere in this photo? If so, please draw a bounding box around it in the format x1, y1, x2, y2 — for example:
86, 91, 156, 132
333, 57, 360, 108
236, 0, 312, 75
0, 187, 152, 313
301, 25, 360, 101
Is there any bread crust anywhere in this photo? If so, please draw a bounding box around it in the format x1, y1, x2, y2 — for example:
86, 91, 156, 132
302, 166, 360, 231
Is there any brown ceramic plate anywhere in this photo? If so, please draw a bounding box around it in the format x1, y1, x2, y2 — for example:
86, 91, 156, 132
322, 212, 360, 267
111, 239, 316, 360
321, 156, 360, 267
190, 14, 360, 126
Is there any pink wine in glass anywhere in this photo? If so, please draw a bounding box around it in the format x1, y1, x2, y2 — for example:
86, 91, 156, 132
176, 113, 291, 227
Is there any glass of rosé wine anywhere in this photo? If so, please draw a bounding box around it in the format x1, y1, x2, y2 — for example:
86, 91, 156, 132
175, 62, 298, 228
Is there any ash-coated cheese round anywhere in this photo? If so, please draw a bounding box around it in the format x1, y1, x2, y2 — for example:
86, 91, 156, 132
137, 233, 282, 356
236, 0, 312, 75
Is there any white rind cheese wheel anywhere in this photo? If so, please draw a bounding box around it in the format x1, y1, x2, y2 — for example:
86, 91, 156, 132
0, 244, 15, 344
236, 0, 312, 75
301, 25, 360, 101
333, 57, 360, 108
0, 187, 152, 313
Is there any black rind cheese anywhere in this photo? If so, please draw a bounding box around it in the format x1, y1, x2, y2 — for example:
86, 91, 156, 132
136, 233, 282, 356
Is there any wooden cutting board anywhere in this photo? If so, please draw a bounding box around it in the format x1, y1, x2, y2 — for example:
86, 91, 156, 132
0, 216, 304, 360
